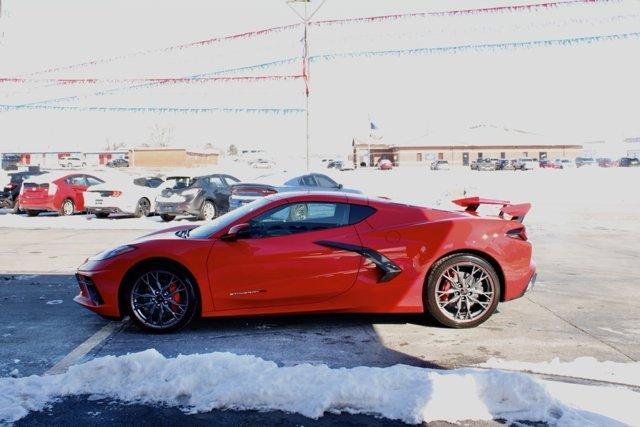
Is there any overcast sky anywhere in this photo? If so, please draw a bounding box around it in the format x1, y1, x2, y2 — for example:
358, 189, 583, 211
0, 0, 639, 155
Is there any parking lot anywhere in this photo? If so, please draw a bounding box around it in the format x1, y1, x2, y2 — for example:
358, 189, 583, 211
1, 167, 639, 424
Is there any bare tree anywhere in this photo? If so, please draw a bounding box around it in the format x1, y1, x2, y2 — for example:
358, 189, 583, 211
147, 124, 174, 147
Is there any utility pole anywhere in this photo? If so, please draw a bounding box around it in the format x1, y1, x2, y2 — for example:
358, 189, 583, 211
286, 0, 327, 171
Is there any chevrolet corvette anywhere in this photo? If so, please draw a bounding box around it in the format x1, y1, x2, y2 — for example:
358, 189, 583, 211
75, 192, 536, 332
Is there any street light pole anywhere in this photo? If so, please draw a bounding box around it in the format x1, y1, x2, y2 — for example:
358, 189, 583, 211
286, 0, 327, 171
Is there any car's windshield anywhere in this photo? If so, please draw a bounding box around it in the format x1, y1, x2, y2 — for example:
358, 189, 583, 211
188, 197, 272, 239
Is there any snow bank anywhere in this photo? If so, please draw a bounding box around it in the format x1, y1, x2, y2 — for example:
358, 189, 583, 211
1, 349, 636, 425
479, 357, 640, 387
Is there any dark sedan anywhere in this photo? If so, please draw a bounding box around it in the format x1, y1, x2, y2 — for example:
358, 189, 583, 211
155, 174, 240, 221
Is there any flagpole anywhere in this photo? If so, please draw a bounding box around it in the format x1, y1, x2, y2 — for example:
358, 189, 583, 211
286, 0, 327, 172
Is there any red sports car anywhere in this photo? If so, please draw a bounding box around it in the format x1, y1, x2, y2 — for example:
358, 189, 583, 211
75, 193, 536, 332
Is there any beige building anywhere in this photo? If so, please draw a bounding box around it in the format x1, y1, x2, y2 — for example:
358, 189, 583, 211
128, 147, 219, 168
352, 125, 584, 166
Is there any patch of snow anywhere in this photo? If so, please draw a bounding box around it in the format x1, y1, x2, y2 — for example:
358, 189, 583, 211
45, 300, 63, 305
479, 357, 640, 387
1, 349, 637, 425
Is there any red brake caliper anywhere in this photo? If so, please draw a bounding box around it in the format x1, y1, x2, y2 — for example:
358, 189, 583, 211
168, 283, 181, 312
440, 279, 451, 302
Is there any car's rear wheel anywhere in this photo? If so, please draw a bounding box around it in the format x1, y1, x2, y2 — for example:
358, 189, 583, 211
198, 200, 216, 221
134, 198, 151, 218
160, 214, 175, 222
425, 254, 500, 328
26, 210, 39, 217
128, 268, 198, 332
59, 199, 74, 216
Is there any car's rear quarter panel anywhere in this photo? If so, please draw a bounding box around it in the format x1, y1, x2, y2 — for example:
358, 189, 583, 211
352, 204, 533, 311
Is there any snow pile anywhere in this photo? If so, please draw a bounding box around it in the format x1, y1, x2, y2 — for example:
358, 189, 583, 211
479, 357, 640, 387
1, 349, 636, 424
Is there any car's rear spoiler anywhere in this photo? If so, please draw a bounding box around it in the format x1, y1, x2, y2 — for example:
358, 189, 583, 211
452, 196, 531, 222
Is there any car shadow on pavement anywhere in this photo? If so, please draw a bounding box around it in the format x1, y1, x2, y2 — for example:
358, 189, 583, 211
96, 312, 444, 370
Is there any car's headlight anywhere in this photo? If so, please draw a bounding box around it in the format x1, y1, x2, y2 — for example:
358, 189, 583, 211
90, 245, 136, 261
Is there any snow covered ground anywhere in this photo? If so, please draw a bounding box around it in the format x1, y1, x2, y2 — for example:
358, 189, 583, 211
479, 357, 640, 388
1, 165, 638, 234
1, 349, 638, 425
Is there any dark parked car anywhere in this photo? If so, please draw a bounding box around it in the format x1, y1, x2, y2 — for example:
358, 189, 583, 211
596, 157, 614, 167
1, 154, 21, 171
495, 159, 511, 170
106, 158, 129, 168
155, 174, 240, 221
1, 168, 44, 212
617, 157, 640, 167
575, 157, 596, 168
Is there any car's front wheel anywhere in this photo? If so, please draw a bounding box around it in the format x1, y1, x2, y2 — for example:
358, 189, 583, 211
425, 254, 500, 328
127, 267, 198, 332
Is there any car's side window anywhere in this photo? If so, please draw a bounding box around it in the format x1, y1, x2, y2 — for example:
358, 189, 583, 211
249, 202, 350, 238
209, 176, 225, 188
299, 175, 318, 187
66, 175, 87, 186
85, 176, 104, 186
314, 174, 337, 188
223, 175, 240, 185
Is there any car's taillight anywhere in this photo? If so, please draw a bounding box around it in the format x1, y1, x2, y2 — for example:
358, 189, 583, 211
232, 187, 277, 196
47, 183, 57, 196
507, 227, 528, 241
109, 191, 122, 197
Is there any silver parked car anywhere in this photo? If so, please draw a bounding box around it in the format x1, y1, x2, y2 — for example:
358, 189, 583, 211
229, 172, 361, 210
430, 160, 450, 170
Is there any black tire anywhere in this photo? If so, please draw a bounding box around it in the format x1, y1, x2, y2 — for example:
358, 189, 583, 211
425, 253, 500, 329
160, 214, 175, 222
126, 265, 198, 333
94, 212, 110, 219
198, 200, 217, 221
26, 210, 39, 217
59, 198, 75, 216
134, 198, 151, 218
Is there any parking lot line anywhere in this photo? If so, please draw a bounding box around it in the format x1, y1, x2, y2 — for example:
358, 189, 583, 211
46, 321, 127, 375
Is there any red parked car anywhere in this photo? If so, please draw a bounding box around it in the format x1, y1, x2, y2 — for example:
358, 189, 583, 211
19, 172, 105, 216
75, 192, 536, 332
378, 159, 393, 170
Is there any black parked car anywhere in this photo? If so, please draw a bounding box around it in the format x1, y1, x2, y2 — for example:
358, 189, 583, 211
106, 158, 129, 168
618, 157, 640, 167
1, 167, 44, 212
155, 173, 240, 221
1, 154, 21, 171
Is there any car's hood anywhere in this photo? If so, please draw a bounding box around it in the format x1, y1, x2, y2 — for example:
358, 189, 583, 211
134, 224, 198, 243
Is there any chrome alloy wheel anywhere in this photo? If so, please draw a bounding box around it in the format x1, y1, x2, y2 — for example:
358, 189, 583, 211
435, 262, 495, 323
202, 201, 216, 220
130, 270, 190, 330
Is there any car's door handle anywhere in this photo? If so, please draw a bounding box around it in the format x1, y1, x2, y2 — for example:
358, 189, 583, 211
314, 240, 402, 283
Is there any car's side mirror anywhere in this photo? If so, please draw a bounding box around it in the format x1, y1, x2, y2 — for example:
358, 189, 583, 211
221, 223, 251, 241
337, 183, 343, 189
